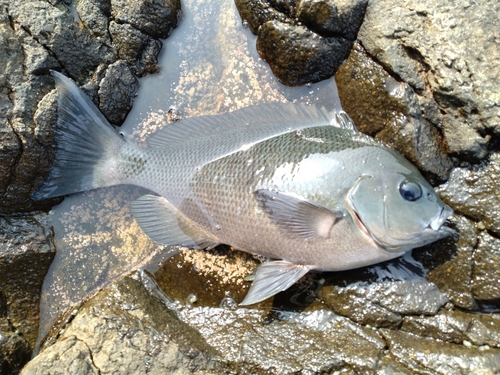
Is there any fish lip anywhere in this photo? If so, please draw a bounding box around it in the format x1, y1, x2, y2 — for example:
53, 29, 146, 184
428, 204, 453, 231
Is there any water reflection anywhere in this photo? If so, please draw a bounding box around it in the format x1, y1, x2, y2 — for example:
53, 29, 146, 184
37, 0, 343, 351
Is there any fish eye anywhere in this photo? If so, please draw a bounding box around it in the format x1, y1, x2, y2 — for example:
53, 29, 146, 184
399, 180, 422, 201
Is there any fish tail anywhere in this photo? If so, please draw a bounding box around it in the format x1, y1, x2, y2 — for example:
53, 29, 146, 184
32, 71, 126, 200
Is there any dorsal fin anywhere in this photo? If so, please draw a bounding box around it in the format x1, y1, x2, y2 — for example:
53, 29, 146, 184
147, 102, 334, 149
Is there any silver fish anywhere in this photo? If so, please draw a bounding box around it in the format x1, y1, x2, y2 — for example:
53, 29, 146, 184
33, 71, 454, 305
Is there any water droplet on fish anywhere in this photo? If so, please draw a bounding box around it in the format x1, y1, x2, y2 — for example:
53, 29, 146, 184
242, 20, 249, 28
305, 83, 312, 88
247, 159, 253, 166
215, 225, 221, 230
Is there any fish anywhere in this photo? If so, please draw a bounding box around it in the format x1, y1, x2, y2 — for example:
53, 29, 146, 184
32, 71, 454, 305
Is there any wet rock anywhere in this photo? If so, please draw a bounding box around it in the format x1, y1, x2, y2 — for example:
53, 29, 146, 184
358, 0, 499, 161
109, 21, 162, 76
336, 42, 453, 180
235, 0, 368, 86
26, 271, 407, 374
0, 331, 31, 375
98, 60, 139, 125
9, 1, 115, 81
381, 329, 500, 374
110, 0, 181, 39
22, 273, 229, 375
319, 276, 448, 329
0, 214, 55, 372
256, 20, 352, 86
1, 0, 178, 213
472, 232, 500, 304
438, 153, 500, 237
402, 309, 500, 347
413, 215, 479, 310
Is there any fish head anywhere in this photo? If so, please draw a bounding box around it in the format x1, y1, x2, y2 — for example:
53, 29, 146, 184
346, 169, 453, 253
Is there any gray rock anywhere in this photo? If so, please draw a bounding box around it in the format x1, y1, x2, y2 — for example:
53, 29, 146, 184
110, 0, 181, 39
319, 277, 448, 329
0, 214, 55, 373
472, 232, 500, 303
438, 153, 500, 237
402, 310, 500, 347
358, 0, 499, 161
9, 0, 115, 81
381, 329, 500, 374
98, 60, 139, 125
109, 21, 162, 76
235, 0, 368, 86
413, 215, 479, 310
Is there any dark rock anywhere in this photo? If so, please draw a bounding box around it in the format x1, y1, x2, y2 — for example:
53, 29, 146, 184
319, 277, 448, 329
98, 60, 139, 125
336, 42, 453, 180
0, 214, 55, 372
0, 331, 31, 375
256, 20, 352, 86
235, 0, 368, 86
109, 21, 162, 76
438, 153, 500, 237
358, 0, 499, 161
413, 215, 479, 310
381, 329, 500, 373
110, 0, 181, 39
296, 0, 367, 40
9, 0, 115, 81
402, 309, 500, 347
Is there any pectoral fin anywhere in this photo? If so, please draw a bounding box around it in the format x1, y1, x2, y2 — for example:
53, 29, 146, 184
255, 189, 343, 240
130, 195, 219, 249
239, 261, 311, 306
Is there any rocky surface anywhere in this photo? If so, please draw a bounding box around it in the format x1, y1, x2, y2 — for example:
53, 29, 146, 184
0, 215, 55, 373
235, 0, 368, 86
0, 0, 180, 214
0, 0, 499, 373
358, 0, 499, 163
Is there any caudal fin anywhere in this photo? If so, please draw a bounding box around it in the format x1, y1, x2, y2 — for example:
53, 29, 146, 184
32, 71, 126, 200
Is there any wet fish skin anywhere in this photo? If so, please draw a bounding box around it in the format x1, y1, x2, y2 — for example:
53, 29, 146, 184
32, 71, 453, 305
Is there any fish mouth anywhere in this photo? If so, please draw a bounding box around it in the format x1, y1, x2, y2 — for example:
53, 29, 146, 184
428, 204, 453, 231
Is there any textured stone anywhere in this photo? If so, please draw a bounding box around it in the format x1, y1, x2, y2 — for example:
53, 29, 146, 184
472, 232, 500, 303
402, 310, 500, 347
110, 0, 181, 39
336, 42, 453, 180
109, 21, 162, 76
381, 329, 500, 374
235, 0, 368, 86
98, 60, 139, 125
0, 215, 55, 350
438, 153, 500, 237
358, 0, 499, 161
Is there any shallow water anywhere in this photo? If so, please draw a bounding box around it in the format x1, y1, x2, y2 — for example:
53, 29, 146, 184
36, 0, 343, 351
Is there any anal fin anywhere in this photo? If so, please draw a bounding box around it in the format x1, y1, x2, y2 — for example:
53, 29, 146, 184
130, 194, 219, 249
239, 261, 311, 306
